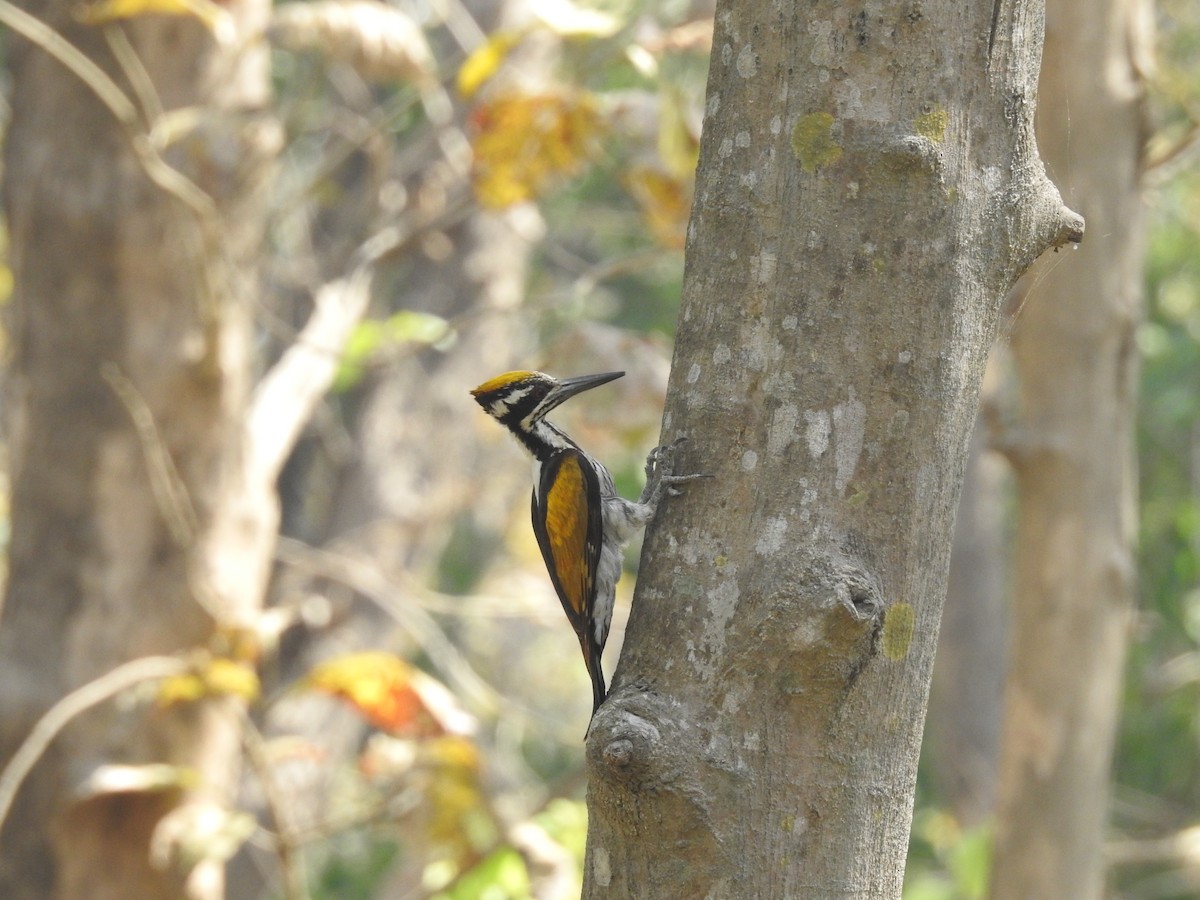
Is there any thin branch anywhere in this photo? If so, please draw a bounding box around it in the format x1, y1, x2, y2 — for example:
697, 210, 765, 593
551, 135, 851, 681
273, 85, 424, 214
0, 0, 218, 224
101, 364, 233, 623
0, 656, 189, 832
438, 0, 488, 54
0, 0, 138, 125
274, 538, 499, 716
103, 23, 163, 126
128, 134, 222, 225
1143, 120, 1200, 184
253, 794, 403, 849
102, 363, 200, 548
359, 574, 561, 623
241, 713, 310, 900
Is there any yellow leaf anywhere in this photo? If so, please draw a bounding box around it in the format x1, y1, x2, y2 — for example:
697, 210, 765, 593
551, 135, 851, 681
158, 672, 204, 706
457, 31, 524, 99
203, 658, 261, 699
420, 733, 480, 773
624, 167, 691, 249
77, 0, 233, 36
657, 90, 701, 181
470, 92, 603, 208
419, 736, 486, 848
158, 656, 260, 706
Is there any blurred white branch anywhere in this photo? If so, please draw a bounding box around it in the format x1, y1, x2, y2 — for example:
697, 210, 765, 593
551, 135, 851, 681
248, 266, 373, 485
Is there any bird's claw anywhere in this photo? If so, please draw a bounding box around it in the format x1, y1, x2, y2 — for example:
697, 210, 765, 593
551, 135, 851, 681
644, 436, 684, 479
642, 437, 710, 504
645, 436, 689, 477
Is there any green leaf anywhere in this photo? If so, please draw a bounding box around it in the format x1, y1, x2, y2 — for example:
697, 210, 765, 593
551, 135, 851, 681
536, 797, 588, 866
946, 824, 992, 898
334, 312, 455, 392
433, 846, 530, 899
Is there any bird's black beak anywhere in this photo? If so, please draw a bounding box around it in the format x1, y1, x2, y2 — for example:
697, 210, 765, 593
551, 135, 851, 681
543, 371, 624, 413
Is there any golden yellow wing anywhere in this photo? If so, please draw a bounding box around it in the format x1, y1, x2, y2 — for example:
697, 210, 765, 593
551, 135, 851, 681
532, 450, 610, 712
533, 450, 602, 631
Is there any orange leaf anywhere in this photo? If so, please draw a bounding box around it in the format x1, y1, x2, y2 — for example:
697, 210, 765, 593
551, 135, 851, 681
306, 652, 441, 735
470, 92, 603, 208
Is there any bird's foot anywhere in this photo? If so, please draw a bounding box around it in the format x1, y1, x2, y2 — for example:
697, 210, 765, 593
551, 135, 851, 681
642, 437, 711, 504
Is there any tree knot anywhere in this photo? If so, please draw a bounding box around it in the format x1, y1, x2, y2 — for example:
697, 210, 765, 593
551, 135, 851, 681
1051, 207, 1085, 250
603, 739, 634, 767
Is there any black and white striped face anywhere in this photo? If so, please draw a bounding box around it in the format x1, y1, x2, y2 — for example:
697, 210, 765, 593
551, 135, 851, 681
470, 370, 624, 431
470, 370, 557, 428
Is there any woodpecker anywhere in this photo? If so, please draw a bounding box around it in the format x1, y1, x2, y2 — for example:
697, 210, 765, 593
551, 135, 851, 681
471, 369, 702, 714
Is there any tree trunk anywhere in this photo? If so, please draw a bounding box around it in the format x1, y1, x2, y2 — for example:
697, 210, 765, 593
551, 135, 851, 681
0, 5, 276, 898
582, 1, 1082, 895
988, 0, 1148, 896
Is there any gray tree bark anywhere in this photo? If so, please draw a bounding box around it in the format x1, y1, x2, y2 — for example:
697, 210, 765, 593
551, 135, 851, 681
0, 5, 279, 898
582, 1, 1082, 895
988, 0, 1149, 896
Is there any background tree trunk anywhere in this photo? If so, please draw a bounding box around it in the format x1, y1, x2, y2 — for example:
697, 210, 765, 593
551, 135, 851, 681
0, 6, 276, 898
988, 0, 1149, 896
581, 0, 1082, 895
924, 397, 1010, 826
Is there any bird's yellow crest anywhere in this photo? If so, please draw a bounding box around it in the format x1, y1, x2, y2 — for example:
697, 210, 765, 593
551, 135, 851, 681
471, 370, 541, 396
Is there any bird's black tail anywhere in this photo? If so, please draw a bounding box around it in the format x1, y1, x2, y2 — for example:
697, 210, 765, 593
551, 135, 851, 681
583, 640, 607, 715
589, 662, 607, 715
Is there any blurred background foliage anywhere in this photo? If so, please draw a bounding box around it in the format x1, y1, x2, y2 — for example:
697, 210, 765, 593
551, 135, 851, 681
223, 0, 705, 894
2, 0, 1200, 895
